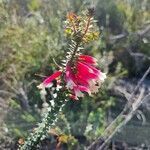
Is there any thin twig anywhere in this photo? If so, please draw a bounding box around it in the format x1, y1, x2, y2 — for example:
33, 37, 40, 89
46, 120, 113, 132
82, 15, 91, 39
98, 94, 150, 150
105, 66, 150, 134
87, 66, 150, 150
35, 74, 47, 78
97, 88, 145, 150
109, 24, 150, 42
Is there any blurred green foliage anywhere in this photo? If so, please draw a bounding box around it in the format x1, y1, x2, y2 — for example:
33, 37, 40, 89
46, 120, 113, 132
0, 0, 149, 149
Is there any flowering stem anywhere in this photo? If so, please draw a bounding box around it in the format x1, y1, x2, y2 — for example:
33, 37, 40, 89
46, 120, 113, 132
20, 9, 104, 149
70, 15, 92, 64
70, 42, 80, 64
71, 19, 77, 34
20, 90, 67, 150
82, 16, 91, 39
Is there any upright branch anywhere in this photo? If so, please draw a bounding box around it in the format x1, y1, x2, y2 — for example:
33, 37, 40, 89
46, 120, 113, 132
20, 90, 67, 150
20, 8, 106, 149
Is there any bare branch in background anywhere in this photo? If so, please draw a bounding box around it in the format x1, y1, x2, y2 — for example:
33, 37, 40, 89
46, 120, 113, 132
109, 24, 150, 43
87, 66, 150, 150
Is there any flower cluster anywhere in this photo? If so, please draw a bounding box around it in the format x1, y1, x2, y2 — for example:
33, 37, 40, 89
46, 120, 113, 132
38, 10, 106, 100
38, 54, 106, 100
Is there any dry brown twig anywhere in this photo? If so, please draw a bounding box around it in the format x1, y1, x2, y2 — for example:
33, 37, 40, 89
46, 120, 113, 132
87, 66, 150, 150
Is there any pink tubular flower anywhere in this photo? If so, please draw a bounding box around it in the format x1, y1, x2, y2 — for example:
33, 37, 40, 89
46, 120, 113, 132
38, 55, 106, 100
65, 55, 106, 100
79, 55, 97, 65
37, 71, 62, 89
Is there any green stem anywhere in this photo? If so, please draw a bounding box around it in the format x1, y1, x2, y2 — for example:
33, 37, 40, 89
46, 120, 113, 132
70, 15, 92, 65
20, 91, 67, 150
70, 42, 80, 64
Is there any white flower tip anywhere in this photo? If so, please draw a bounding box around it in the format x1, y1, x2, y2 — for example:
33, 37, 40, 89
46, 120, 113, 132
40, 88, 47, 95
50, 100, 55, 107
53, 93, 57, 98
75, 90, 84, 98
88, 90, 92, 96
37, 83, 53, 89
37, 83, 44, 89
46, 83, 53, 88
100, 72, 107, 81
